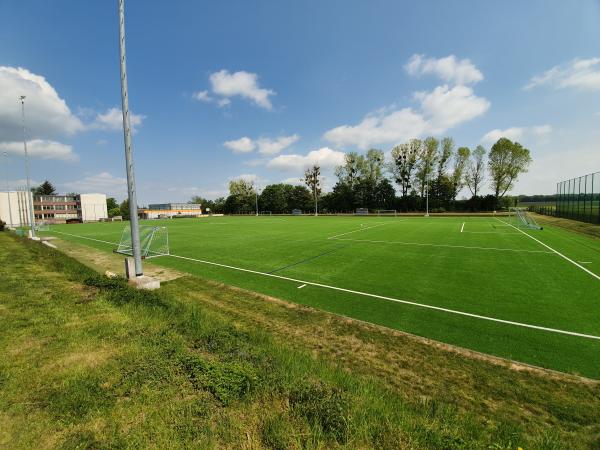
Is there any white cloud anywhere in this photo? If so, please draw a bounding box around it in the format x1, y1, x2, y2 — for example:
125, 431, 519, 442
323, 54, 489, 150
481, 125, 552, 145
223, 136, 256, 153
267, 147, 346, 172
416, 84, 490, 133
208, 70, 275, 110
324, 86, 489, 149
192, 90, 212, 102
0, 66, 84, 142
525, 57, 600, 91
324, 109, 428, 150
63, 172, 127, 197
0, 139, 77, 161
257, 134, 299, 155
91, 107, 145, 133
405, 54, 484, 85
224, 134, 299, 155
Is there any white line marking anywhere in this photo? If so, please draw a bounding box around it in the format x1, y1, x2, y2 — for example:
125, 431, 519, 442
578, 261, 592, 264
330, 237, 554, 254
50, 229, 600, 340
327, 222, 389, 239
496, 218, 600, 281
51, 230, 117, 245
297, 284, 306, 289
460, 222, 465, 233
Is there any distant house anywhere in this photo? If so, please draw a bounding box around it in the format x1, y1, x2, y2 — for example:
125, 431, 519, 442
139, 202, 202, 219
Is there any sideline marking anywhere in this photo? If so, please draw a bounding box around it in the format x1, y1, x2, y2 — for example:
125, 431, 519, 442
50, 229, 600, 340
327, 222, 389, 239
578, 261, 592, 265
330, 237, 554, 254
460, 222, 465, 233
297, 284, 306, 289
495, 218, 600, 281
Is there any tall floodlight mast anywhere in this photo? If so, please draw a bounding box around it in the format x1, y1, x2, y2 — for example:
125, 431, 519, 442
118, 0, 143, 276
3, 152, 14, 227
19, 96, 36, 236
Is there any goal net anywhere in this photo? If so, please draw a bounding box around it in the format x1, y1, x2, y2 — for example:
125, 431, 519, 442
376, 210, 397, 217
355, 208, 369, 215
115, 225, 170, 258
258, 211, 272, 216
508, 207, 542, 230
33, 221, 50, 231
292, 209, 302, 216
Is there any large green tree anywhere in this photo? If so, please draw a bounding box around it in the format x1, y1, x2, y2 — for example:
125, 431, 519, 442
488, 138, 532, 202
465, 145, 486, 198
33, 180, 56, 195
304, 164, 322, 214
416, 137, 439, 198
389, 139, 420, 197
450, 146, 471, 200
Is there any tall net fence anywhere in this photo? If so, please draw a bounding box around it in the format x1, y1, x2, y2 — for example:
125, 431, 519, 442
555, 171, 600, 224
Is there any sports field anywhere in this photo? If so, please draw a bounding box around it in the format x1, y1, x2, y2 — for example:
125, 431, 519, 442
44, 215, 600, 378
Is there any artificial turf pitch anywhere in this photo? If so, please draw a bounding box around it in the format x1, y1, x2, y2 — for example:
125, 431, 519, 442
44, 215, 600, 378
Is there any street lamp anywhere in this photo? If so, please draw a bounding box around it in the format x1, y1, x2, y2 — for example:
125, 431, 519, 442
19, 96, 36, 236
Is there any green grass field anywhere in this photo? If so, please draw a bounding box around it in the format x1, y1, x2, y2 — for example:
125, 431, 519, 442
44, 215, 600, 378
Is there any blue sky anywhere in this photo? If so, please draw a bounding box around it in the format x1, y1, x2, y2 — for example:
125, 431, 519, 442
1, 0, 599, 203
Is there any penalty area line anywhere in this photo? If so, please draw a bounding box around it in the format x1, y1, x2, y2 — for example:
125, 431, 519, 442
495, 218, 600, 281
50, 228, 600, 340
327, 222, 390, 239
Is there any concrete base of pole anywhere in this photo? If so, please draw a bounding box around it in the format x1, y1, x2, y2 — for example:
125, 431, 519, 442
124, 257, 160, 290
128, 275, 160, 290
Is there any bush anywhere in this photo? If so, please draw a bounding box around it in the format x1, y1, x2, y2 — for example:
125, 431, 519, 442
0, 220, 5, 231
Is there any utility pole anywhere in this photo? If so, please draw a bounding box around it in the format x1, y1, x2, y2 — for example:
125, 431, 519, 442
3, 152, 14, 227
19, 96, 36, 236
118, 0, 143, 276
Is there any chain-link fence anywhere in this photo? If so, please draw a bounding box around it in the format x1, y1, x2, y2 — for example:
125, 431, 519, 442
554, 172, 600, 224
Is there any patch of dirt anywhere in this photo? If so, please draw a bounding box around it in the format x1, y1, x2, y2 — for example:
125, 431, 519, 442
51, 237, 184, 282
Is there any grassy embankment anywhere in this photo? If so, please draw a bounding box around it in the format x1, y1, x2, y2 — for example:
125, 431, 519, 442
0, 232, 599, 448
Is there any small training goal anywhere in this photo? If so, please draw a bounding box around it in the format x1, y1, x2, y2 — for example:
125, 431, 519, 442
376, 209, 397, 217
258, 211, 272, 216
355, 208, 369, 215
508, 207, 543, 230
115, 225, 170, 258
292, 209, 302, 216
33, 221, 50, 231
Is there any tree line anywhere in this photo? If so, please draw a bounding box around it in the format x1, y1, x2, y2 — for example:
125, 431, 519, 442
200, 136, 532, 214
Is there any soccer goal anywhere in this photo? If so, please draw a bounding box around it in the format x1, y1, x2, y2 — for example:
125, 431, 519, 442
508, 207, 543, 230
355, 208, 369, 215
258, 211, 272, 216
292, 209, 302, 216
376, 209, 397, 217
115, 225, 170, 258
33, 221, 50, 231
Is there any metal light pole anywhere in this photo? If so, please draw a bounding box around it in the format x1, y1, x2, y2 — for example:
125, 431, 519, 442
424, 172, 430, 217
314, 182, 318, 216
3, 152, 14, 227
19, 96, 36, 236
255, 182, 259, 216
118, 0, 143, 276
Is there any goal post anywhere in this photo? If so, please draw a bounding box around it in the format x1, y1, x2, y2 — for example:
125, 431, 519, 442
376, 209, 397, 217
508, 207, 543, 230
116, 225, 170, 258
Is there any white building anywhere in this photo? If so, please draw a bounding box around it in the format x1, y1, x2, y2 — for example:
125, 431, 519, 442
0, 191, 108, 225
0, 191, 32, 227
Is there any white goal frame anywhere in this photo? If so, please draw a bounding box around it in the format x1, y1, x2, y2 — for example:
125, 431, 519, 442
258, 211, 272, 216
508, 207, 542, 230
376, 209, 397, 217
115, 225, 170, 258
